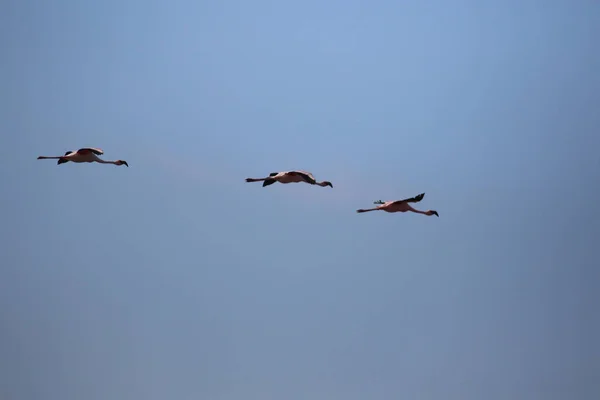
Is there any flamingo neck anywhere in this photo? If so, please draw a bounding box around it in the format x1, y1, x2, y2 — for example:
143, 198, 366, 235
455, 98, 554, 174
96, 159, 117, 165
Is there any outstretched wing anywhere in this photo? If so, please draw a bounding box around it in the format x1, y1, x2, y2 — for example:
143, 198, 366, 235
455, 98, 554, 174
291, 170, 316, 184
393, 192, 425, 205
77, 147, 104, 155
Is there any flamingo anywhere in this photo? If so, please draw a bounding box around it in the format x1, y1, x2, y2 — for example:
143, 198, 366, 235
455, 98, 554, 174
356, 193, 438, 216
245, 170, 333, 188
37, 148, 128, 167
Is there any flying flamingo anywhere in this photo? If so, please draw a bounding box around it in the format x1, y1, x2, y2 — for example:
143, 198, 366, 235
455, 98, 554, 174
245, 170, 333, 188
37, 148, 128, 167
356, 193, 438, 217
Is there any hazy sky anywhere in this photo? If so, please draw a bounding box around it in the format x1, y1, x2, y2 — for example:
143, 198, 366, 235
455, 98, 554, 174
1, 0, 599, 399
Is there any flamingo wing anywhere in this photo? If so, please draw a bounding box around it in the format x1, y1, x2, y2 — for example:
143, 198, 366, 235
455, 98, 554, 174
292, 170, 317, 184
77, 147, 104, 155
392, 193, 425, 205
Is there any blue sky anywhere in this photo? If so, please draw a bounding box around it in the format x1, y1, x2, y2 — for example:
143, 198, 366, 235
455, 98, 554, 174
1, 0, 599, 399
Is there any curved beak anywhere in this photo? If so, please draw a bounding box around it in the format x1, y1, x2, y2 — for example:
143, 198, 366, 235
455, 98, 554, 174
433, 211, 439, 217
122, 161, 129, 167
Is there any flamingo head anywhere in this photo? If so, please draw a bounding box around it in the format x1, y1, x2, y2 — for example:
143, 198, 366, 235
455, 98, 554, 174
116, 160, 129, 167
428, 210, 439, 217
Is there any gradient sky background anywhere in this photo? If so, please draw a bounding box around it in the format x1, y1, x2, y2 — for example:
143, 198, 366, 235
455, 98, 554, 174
1, 0, 599, 399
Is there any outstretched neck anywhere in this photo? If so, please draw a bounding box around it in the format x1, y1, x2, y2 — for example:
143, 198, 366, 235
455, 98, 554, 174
37, 156, 61, 159
97, 159, 118, 165
315, 181, 333, 187
408, 207, 433, 215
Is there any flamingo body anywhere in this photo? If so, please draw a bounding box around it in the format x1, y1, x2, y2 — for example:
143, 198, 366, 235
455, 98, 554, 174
37, 148, 128, 167
245, 170, 333, 187
357, 193, 438, 217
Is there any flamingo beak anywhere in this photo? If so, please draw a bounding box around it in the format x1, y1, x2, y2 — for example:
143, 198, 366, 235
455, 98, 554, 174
121, 161, 129, 167
432, 211, 439, 217
327, 182, 333, 188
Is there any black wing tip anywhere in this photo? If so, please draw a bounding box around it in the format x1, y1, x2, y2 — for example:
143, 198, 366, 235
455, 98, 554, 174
413, 193, 425, 202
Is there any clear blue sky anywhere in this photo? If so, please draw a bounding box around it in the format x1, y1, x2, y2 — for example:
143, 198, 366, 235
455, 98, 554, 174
1, 0, 599, 399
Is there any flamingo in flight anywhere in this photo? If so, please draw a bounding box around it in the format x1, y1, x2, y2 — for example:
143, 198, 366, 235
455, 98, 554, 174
246, 170, 333, 188
37, 148, 128, 167
356, 193, 438, 217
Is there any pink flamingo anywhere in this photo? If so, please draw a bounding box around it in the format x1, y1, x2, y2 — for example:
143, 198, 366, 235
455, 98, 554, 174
37, 147, 128, 167
356, 193, 438, 217
246, 170, 332, 188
